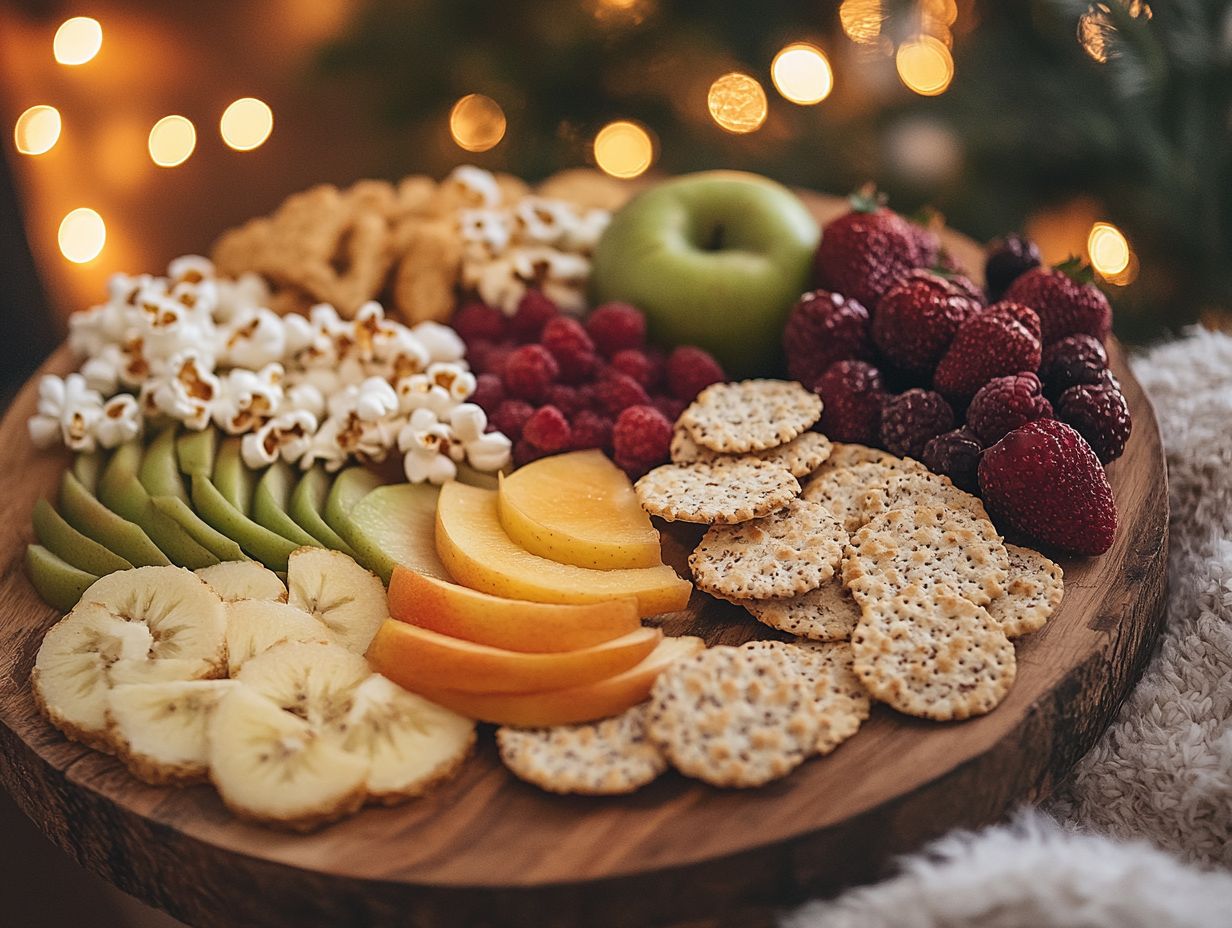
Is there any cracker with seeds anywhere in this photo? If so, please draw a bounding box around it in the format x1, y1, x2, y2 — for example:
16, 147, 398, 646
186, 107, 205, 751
735, 579, 862, 642
635, 460, 799, 525
801, 461, 903, 533
986, 543, 1064, 638
816, 443, 926, 474
689, 499, 845, 601
852, 583, 1016, 721
680, 380, 822, 453
647, 645, 821, 787
670, 429, 832, 479
863, 471, 991, 524
741, 639, 871, 754
842, 505, 1009, 609
495, 703, 666, 796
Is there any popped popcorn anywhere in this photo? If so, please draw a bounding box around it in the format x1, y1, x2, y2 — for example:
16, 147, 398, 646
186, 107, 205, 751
28, 373, 106, 453
95, 394, 143, 448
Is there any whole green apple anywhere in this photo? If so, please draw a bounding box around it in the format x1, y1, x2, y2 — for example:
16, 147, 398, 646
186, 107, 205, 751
589, 171, 819, 376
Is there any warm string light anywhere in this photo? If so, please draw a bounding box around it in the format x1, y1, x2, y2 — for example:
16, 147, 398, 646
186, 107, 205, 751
53, 17, 103, 66
59, 208, 106, 263
449, 94, 506, 152
593, 120, 654, 178
1088, 221, 1136, 285
770, 43, 834, 105
220, 98, 274, 151
148, 115, 197, 167
707, 72, 768, 134
840, 0, 884, 45
14, 105, 62, 155
896, 36, 954, 96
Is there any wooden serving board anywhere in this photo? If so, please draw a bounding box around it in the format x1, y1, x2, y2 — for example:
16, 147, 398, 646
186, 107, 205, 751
0, 203, 1167, 928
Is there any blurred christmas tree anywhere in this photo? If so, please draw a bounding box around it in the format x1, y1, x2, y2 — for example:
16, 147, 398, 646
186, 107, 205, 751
318, 0, 1232, 341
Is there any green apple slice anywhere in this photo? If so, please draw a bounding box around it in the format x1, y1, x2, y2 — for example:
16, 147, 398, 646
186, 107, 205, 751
340, 483, 448, 584
150, 496, 248, 562
59, 471, 170, 568
99, 442, 219, 569
252, 461, 323, 549
190, 473, 298, 572
139, 426, 189, 502
26, 544, 99, 611
288, 467, 358, 558
71, 451, 105, 494
176, 428, 217, 477
323, 467, 387, 537
214, 437, 257, 515
32, 498, 133, 577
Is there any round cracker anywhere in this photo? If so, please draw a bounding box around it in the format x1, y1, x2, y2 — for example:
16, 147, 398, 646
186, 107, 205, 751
741, 639, 871, 755
986, 543, 1064, 639
863, 471, 991, 524
680, 380, 822, 453
735, 579, 862, 642
670, 429, 832, 479
801, 461, 908, 533
842, 505, 1010, 609
495, 703, 666, 796
647, 645, 820, 787
635, 460, 799, 525
815, 443, 926, 474
852, 582, 1016, 721
689, 499, 846, 601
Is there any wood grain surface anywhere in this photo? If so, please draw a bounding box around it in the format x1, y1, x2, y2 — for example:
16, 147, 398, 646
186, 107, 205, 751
0, 199, 1168, 928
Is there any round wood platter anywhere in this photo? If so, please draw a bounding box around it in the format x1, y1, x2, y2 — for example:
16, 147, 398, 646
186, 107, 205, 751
0, 199, 1167, 928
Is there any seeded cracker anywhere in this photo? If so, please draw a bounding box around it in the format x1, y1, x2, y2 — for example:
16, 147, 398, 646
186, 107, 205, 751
741, 639, 871, 754
802, 461, 911, 533
635, 460, 799, 525
495, 703, 666, 795
689, 499, 846, 600
863, 471, 991, 524
735, 579, 862, 642
647, 645, 821, 787
815, 443, 926, 474
680, 380, 822, 453
843, 505, 1010, 609
670, 429, 833, 479
852, 583, 1016, 721
986, 543, 1064, 638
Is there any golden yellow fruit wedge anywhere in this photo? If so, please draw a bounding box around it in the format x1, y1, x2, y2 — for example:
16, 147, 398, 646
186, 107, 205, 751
366, 620, 661, 694
404, 635, 706, 727
388, 567, 642, 653
497, 449, 663, 569
436, 482, 692, 618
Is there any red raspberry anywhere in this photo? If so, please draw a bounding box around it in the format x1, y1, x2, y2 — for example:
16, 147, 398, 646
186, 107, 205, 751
544, 383, 584, 418
1040, 334, 1109, 399
879, 388, 955, 459
783, 290, 874, 388
540, 316, 597, 383
513, 438, 552, 467
451, 301, 507, 344
651, 395, 687, 424
468, 340, 516, 378
489, 400, 535, 442
814, 191, 929, 309
594, 370, 651, 416
609, 348, 664, 391
1056, 382, 1132, 463
814, 360, 885, 445
470, 373, 504, 413
570, 410, 614, 452
503, 344, 559, 402
522, 405, 572, 453
922, 427, 984, 494
585, 302, 646, 357
508, 289, 559, 343
978, 419, 1117, 555
665, 346, 726, 402
1002, 261, 1112, 345
612, 405, 673, 477
932, 302, 1042, 401
984, 233, 1041, 302
872, 270, 981, 377
965, 373, 1054, 446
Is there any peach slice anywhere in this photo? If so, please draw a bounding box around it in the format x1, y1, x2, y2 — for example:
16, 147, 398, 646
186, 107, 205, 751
388, 567, 641, 653
405, 635, 706, 727
436, 482, 691, 618
497, 449, 663, 569
366, 620, 662, 694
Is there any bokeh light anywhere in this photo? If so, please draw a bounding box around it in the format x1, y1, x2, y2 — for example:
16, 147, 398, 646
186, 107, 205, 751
1079, 1, 1153, 64
593, 120, 654, 178
770, 43, 834, 105
220, 98, 274, 151
53, 17, 103, 66
449, 94, 507, 153
59, 208, 106, 264
14, 106, 62, 155
1088, 221, 1131, 276
895, 36, 954, 96
707, 72, 768, 134
839, 0, 884, 45
148, 115, 197, 167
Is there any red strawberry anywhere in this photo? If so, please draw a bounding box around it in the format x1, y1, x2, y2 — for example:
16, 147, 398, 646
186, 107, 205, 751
1002, 259, 1112, 346
933, 302, 1042, 401
978, 419, 1117, 556
871, 270, 981, 377
814, 188, 928, 310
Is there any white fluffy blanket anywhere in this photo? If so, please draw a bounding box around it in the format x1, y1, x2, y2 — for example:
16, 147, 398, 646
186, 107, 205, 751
785, 328, 1232, 926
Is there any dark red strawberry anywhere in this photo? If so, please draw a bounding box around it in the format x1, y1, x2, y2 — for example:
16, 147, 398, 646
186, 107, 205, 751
814, 188, 928, 310
814, 360, 885, 444
1002, 259, 1112, 345
871, 270, 981, 377
783, 290, 874, 388
933, 302, 1042, 401
978, 419, 1117, 556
